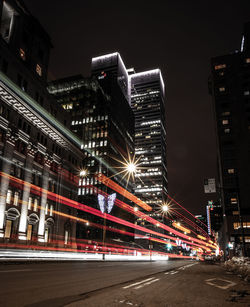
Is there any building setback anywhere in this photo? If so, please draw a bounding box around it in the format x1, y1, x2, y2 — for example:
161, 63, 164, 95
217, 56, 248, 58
210, 21, 250, 257
0, 0, 83, 247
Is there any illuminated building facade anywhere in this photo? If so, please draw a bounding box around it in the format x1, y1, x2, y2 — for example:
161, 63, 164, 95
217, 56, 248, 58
48, 60, 135, 241
0, 0, 82, 247
130, 70, 168, 221
210, 21, 250, 256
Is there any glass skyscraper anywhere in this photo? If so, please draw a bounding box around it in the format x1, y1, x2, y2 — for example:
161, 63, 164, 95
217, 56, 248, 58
130, 69, 168, 222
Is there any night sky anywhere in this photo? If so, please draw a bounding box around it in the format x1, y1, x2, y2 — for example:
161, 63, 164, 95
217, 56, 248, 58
23, 0, 250, 214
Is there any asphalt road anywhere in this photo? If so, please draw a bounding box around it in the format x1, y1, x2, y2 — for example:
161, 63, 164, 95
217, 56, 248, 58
0, 260, 249, 306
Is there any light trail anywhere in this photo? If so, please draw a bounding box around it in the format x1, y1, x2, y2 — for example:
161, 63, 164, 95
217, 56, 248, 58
1, 172, 216, 251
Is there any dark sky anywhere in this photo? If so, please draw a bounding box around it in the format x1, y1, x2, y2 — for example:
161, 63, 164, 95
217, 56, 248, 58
23, 0, 250, 214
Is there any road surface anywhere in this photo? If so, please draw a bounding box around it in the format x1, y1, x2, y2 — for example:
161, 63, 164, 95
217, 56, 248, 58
0, 260, 249, 306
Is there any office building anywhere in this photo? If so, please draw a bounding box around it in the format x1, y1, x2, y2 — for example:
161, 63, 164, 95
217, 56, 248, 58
130, 69, 168, 222
210, 21, 250, 256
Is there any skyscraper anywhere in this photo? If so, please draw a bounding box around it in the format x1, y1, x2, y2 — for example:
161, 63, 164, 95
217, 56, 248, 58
130, 69, 168, 223
210, 21, 250, 257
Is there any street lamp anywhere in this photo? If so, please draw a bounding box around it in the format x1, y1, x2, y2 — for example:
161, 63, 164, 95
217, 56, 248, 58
126, 162, 137, 174
79, 169, 88, 177
162, 204, 169, 212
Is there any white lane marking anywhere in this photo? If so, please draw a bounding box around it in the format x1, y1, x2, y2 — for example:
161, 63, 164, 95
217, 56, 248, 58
134, 278, 160, 289
123, 277, 155, 289
164, 272, 169, 275
171, 271, 178, 275
0, 269, 31, 273
178, 263, 197, 271
205, 278, 237, 290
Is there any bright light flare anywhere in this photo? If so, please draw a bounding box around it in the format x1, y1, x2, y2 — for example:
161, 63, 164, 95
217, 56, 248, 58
126, 163, 137, 173
80, 169, 88, 177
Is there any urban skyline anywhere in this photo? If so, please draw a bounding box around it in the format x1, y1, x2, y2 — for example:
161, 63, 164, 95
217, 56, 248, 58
0, 1, 250, 306
22, 0, 250, 215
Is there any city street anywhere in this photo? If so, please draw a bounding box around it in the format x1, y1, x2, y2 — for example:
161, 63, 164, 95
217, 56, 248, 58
0, 260, 249, 306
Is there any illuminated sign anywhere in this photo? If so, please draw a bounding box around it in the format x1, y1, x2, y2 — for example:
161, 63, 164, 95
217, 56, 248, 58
98, 193, 116, 214
98, 71, 107, 80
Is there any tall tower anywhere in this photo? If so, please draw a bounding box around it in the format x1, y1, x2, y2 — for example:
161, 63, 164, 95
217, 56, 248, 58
130, 69, 168, 221
210, 21, 250, 257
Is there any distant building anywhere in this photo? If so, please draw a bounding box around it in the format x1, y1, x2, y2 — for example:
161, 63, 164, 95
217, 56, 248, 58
0, 0, 83, 248
210, 21, 250, 256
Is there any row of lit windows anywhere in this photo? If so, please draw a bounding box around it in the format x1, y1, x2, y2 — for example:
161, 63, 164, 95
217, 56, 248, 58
135, 187, 162, 193
72, 115, 108, 125
78, 188, 95, 196
140, 120, 161, 126
83, 140, 107, 149
215, 59, 250, 71
135, 171, 162, 177
233, 222, 250, 230
6, 190, 53, 215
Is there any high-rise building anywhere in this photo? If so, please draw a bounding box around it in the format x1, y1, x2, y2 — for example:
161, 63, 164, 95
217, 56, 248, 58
210, 21, 250, 257
48, 68, 135, 242
130, 69, 168, 222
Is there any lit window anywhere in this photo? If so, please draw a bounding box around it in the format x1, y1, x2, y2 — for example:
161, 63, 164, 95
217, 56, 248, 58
19, 48, 26, 61
13, 191, 19, 206
4, 220, 12, 238
36, 64, 42, 76
50, 205, 53, 216
224, 128, 230, 134
6, 190, 12, 204
33, 199, 38, 211
246, 58, 250, 63
228, 168, 235, 174
222, 111, 230, 116
214, 64, 226, 70
222, 119, 229, 125
45, 203, 48, 215
145, 135, 151, 139
233, 211, 239, 215
28, 197, 32, 210
230, 198, 237, 204
64, 230, 69, 244
219, 87, 225, 92
27, 224, 32, 241
244, 91, 250, 96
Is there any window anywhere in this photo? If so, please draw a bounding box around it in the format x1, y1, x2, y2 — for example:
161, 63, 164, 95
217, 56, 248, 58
50, 205, 53, 216
228, 168, 235, 174
244, 91, 250, 96
36, 64, 42, 76
4, 220, 12, 238
246, 58, 250, 64
6, 190, 12, 204
214, 64, 226, 70
44, 228, 49, 243
219, 87, 225, 92
13, 191, 19, 206
27, 224, 32, 241
222, 119, 229, 125
222, 111, 230, 116
64, 230, 69, 244
28, 197, 32, 210
230, 198, 237, 205
224, 128, 230, 134
19, 48, 26, 61
33, 199, 38, 212
45, 203, 48, 215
